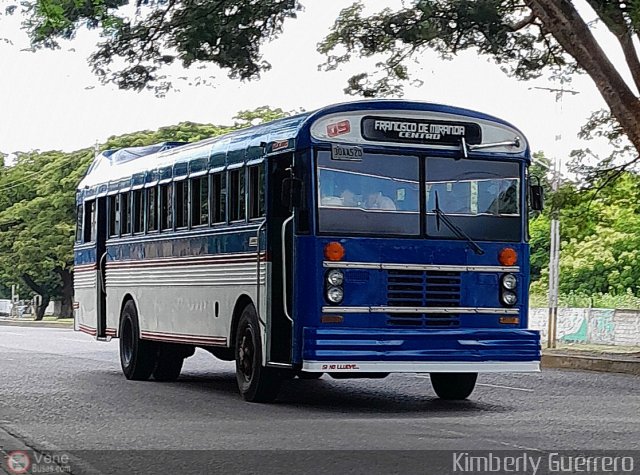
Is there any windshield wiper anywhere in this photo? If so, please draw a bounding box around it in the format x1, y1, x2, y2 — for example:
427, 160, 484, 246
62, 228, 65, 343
433, 192, 485, 255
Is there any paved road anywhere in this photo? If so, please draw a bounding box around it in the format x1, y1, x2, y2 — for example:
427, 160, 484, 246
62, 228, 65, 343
0, 326, 638, 474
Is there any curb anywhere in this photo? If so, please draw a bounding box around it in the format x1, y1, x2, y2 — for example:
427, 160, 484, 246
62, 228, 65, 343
542, 353, 640, 376
0, 320, 73, 329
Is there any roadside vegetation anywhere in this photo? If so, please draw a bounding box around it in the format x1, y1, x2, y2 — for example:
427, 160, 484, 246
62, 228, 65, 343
529, 154, 640, 309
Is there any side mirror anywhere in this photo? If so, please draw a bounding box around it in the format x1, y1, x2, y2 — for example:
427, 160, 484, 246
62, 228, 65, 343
281, 177, 303, 209
530, 184, 544, 211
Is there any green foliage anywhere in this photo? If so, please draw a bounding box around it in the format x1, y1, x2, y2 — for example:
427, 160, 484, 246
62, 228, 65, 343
103, 122, 235, 150
529, 171, 640, 308
11, 0, 301, 93
0, 149, 93, 299
232, 106, 293, 128
318, 0, 572, 97
529, 290, 640, 310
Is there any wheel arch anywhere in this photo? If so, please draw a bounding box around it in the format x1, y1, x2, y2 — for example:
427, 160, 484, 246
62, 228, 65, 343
118, 293, 139, 338
229, 294, 257, 350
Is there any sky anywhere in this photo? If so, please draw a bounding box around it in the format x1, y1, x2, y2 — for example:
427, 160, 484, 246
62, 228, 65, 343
0, 0, 631, 168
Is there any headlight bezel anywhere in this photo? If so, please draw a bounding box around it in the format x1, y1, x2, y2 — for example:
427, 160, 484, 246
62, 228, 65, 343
501, 273, 517, 290
326, 269, 344, 286
326, 286, 344, 304
501, 290, 518, 306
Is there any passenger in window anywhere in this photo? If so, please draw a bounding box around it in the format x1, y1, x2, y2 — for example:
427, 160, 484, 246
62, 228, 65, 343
364, 191, 396, 210
340, 189, 359, 207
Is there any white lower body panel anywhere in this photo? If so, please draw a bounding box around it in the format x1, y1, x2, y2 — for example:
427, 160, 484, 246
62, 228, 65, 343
301, 361, 540, 373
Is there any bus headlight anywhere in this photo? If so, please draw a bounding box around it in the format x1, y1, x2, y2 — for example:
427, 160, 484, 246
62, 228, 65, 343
502, 274, 517, 290
326, 286, 344, 304
326, 269, 344, 286
501, 291, 518, 306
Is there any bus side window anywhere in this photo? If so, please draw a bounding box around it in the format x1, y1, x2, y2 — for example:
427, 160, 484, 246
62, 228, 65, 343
133, 190, 144, 233
109, 195, 120, 238
191, 176, 209, 226
211, 172, 227, 224
160, 183, 173, 231
230, 168, 246, 222
83, 200, 96, 243
147, 187, 158, 232
248, 164, 265, 219
76, 204, 83, 242
121, 192, 132, 235
175, 180, 189, 228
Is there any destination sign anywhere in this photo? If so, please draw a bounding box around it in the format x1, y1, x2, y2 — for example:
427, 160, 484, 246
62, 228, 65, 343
361, 116, 482, 146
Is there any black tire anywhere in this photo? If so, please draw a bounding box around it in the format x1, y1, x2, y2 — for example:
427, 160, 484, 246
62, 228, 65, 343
119, 300, 157, 380
297, 372, 323, 379
207, 347, 235, 361
235, 303, 282, 402
152, 344, 185, 382
430, 373, 478, 400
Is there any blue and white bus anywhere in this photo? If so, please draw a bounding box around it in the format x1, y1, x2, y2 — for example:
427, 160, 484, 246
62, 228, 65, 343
74, 100, 542, 402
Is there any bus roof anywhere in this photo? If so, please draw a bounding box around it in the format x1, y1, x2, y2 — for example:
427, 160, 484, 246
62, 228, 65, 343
77, 100, 529, 200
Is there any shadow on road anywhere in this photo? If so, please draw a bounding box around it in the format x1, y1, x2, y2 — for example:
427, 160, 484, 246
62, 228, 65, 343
173, 371, 508, 416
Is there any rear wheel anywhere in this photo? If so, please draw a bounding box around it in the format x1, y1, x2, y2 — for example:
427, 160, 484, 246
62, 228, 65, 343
235, 303, 282, 402
119, 300, 156, 380
430, 373, 477, 400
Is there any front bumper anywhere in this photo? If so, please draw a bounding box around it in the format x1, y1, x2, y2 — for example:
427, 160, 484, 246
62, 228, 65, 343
301, 327, 541, 373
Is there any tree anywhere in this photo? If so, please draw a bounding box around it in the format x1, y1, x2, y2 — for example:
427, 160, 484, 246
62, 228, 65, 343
0, 149, 92, 319
529, 169, 640, 301
319, 1, 640, 175
6, 1, 639, 176
4, 0, 302, 94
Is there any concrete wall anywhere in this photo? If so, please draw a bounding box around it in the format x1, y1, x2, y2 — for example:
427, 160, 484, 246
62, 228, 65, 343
529, 308, 640, 346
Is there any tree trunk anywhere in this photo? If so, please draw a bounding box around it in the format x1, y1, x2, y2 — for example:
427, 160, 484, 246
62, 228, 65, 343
57, 269, 74, 319
525, 0, 640, 158
21, 273, 50, 321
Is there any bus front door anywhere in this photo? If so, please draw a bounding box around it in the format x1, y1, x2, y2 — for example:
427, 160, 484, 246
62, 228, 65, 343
265, 155, 294, 365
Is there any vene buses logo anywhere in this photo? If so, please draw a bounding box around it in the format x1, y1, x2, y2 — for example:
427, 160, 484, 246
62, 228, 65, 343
6, 450, 31, 474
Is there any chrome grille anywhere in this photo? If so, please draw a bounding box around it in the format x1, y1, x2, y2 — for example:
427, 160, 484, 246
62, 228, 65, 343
386, 270, 461, 327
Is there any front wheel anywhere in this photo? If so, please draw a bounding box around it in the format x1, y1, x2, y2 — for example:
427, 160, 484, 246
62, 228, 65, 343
430, 373, 477, 400
235, 303, 282, 402
119, 300, 157, 381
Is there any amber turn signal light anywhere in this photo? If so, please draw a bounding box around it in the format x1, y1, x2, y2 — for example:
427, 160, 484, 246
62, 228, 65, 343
324, 242, 345, 261
321, 315, 344, 324
498, 247, 518, 266
499, 316, 520, 325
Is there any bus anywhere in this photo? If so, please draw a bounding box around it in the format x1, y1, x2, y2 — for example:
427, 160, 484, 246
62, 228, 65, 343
74, 100, 542, 402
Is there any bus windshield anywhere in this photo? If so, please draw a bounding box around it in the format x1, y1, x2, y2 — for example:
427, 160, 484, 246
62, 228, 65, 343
426, 157, 521, 242
317, 151, 420, 235
316, 151, 522, 241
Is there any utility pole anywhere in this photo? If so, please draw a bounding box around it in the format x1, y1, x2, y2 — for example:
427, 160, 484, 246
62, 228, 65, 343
530, 84, 579, 349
